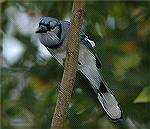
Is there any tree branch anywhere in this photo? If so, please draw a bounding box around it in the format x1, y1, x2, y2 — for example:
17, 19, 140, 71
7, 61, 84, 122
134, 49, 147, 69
51, 1, 85, 129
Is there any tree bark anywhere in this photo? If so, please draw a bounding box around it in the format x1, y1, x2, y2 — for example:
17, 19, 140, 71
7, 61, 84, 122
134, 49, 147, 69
51, 0, 85, 129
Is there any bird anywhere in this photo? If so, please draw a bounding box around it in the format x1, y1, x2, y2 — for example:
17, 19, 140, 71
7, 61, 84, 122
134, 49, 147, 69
35, 16, 122, 120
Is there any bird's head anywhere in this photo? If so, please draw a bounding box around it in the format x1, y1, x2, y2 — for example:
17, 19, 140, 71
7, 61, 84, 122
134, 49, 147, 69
35, 17, 62, 48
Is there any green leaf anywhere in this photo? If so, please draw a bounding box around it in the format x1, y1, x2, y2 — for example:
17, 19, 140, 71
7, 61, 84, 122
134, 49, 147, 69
134, 86, 150, 103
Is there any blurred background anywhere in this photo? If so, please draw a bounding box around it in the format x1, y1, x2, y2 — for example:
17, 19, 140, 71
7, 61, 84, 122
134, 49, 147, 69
1, 1, 150, 129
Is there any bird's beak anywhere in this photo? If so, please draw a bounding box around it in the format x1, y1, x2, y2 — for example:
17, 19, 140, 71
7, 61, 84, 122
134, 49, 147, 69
35, 25, 47, 33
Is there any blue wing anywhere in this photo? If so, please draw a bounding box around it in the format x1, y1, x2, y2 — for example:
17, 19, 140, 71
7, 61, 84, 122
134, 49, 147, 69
80, 32, 102, 69
80, 32, 94, 48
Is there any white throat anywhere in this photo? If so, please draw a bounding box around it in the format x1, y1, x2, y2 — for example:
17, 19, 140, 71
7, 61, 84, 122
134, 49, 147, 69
37, 31, 60, 47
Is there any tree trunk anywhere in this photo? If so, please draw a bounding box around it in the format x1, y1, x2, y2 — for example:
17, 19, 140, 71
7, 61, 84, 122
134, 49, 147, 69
51, 0, 85, 129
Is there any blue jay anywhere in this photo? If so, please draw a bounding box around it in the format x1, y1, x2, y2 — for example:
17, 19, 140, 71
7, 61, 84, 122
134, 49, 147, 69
35, 17, 122, 120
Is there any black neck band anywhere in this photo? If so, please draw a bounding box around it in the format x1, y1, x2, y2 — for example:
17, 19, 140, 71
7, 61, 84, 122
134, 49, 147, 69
46, 21, 63, 49
57, 22, 62, 39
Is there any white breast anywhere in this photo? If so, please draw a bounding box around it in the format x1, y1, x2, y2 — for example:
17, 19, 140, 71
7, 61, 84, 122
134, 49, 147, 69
48, 44, 101, 89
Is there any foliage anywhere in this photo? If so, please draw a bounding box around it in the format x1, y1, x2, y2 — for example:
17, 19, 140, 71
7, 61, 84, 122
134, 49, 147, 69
1, 1, 150, 129
134, 86, 150, 103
